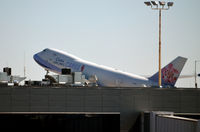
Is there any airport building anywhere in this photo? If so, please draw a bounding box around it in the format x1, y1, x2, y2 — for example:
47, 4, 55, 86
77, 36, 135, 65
0, 86, 200, 132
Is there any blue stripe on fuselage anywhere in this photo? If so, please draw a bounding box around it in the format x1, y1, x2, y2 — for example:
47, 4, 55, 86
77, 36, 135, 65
33, 54, 61, 73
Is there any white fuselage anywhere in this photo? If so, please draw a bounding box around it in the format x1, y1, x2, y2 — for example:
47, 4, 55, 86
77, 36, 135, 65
34, 48, 157, 87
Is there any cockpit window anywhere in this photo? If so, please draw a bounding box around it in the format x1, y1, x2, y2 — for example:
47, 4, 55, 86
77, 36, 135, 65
43, 49, 47, 52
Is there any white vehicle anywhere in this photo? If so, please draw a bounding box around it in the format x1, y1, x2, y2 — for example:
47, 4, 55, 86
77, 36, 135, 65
34, 48, 187, 87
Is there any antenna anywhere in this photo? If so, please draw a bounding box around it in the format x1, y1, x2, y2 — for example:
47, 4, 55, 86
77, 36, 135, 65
24, 52, 26, 77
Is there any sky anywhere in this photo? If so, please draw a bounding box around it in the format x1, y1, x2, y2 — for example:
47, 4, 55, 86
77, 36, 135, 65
0, 0, 199, 87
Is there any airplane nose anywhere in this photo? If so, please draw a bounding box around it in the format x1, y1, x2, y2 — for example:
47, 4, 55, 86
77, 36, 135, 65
33, 54, 39, 63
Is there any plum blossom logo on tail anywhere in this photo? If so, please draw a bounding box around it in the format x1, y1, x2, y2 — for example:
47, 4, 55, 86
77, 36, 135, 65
162, 63, 179, 84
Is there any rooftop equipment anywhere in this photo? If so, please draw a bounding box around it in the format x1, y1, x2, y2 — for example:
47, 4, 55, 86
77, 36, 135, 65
61, 68, 71, 75
3, 67, 11, 76
0, 67, 26, 85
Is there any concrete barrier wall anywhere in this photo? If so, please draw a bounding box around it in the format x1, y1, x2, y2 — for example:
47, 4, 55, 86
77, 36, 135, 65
0, 86, 200, 132
156, 115, 200, 132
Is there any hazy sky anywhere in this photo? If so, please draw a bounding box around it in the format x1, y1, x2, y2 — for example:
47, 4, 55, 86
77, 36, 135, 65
0, 0, 199, 87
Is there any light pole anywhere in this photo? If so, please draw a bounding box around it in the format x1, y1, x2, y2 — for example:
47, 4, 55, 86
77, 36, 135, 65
195, 60, 200, 88
144, 1, 173, 87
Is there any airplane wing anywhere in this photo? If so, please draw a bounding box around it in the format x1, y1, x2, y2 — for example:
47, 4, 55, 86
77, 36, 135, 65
178, 75, 194, 79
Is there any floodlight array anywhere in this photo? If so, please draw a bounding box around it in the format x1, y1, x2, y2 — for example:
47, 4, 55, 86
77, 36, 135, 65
144, 1, 173, 9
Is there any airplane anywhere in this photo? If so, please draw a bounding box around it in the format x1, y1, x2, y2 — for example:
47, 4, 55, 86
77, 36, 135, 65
33, 48, 187, 87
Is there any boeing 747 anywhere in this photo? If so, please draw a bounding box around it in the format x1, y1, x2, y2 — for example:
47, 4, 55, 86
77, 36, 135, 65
34, 48, 187, 87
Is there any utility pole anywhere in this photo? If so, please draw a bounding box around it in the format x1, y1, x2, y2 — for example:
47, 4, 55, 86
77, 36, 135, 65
195, 60, 200, 88
144, 1, 174, 87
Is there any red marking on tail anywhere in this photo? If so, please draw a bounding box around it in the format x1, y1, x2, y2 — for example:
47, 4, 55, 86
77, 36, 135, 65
162, 63, 179, 84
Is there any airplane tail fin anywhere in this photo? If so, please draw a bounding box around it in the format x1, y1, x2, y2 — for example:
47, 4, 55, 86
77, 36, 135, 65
149, 56, 187, 87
